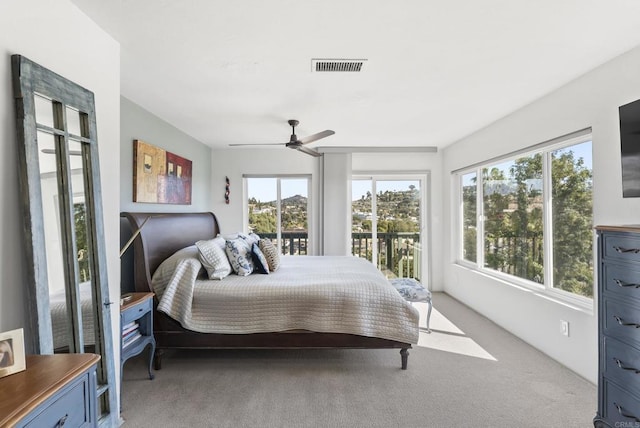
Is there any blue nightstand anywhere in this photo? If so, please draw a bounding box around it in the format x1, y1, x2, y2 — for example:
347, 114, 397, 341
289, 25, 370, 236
120, 292, 156, 383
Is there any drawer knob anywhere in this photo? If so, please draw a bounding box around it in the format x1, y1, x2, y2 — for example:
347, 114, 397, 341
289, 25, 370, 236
56, 414, 69, 427
613, 245, 640, 254
614, 402, 640, 422
614, 357, 640, 374
614, 279, 640, 288
614, 315, 640, 328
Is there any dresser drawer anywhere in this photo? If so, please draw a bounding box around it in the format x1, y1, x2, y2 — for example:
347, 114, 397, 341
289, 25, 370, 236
603, 262, 640, 302
603, 233, 640, 264
122, 298, 152, 326
23, 374, 91, 427
604, 336, 640, 395
604, 298, 640, 346
603, 379, 640, 423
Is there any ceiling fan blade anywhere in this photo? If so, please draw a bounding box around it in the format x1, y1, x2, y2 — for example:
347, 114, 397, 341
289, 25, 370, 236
298, 130, 335, 145
229, 142, 286, 147
296, 145, 322, 157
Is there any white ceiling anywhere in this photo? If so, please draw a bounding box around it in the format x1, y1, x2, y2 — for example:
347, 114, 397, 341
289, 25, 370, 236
71, 0, 640, 151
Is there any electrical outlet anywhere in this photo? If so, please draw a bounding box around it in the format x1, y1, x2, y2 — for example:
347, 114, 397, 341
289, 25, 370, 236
561, 320, 570, 337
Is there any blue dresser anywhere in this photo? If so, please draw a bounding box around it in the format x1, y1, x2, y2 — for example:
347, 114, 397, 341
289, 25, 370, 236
595, 226, 640, 427
0, 353, 100, 427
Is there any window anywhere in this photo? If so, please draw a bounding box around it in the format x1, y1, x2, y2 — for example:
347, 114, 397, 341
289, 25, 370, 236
246, 176, 311, 255
456, 132, 593, 300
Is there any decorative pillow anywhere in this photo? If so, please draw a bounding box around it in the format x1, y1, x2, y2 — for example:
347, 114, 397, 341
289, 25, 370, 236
251, 242, 269, 274
196, 237, 232, 280
225, 237, 254, 276
238, 232, 260, 246
258, 238, 280, 272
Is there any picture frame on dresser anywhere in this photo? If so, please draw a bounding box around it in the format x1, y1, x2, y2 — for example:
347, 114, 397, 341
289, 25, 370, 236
0, 328, 25, 378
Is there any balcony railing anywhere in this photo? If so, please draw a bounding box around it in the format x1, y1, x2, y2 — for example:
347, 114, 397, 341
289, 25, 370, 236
259, 231, 421, 280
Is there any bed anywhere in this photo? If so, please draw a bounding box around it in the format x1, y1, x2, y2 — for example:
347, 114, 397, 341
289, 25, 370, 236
122, 211, 419, 370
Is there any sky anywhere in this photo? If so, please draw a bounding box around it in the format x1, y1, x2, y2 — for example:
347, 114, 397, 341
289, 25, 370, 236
247, 177, 307, 202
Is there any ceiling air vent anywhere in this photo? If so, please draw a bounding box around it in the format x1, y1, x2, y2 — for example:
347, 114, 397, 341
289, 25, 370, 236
312, 59, 367, 72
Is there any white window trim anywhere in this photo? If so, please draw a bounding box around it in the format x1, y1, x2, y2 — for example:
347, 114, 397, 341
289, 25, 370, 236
243, 174, 314, 255
453, 129, 594, 312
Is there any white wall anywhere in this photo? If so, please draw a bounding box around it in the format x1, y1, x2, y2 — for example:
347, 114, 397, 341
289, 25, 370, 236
0, 0, 121, 399
322, 153, 352, 256
120, 96, 211, 212
442, 45, 640, 383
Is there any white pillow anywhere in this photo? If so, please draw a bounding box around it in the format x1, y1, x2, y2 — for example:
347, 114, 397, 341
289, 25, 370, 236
225, 237, 254, 276
196, 237, 232, 280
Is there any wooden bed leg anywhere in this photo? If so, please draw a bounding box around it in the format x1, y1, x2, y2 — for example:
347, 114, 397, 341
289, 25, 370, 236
153, 349, 163, 371
400, 348, 409, 370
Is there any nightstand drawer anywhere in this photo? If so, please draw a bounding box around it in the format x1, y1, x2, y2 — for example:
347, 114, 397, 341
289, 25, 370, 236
604, 336, 640, 396
604, 233, 640, 265
122, 298, 152, 326
603, 262, 640, 303
603, 379, 640, 423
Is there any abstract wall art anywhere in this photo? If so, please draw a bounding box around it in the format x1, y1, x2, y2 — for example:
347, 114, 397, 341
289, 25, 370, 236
133, 140, 192, 204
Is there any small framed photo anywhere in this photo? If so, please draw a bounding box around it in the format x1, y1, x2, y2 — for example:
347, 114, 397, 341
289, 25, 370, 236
0, 328, 26, 378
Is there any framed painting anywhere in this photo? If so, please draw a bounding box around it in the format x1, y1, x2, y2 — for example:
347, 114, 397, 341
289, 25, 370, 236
133, 140, 192, 204
0, 328, 26, 378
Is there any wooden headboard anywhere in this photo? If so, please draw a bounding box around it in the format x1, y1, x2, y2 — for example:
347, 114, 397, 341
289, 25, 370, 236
121, 212, 221, 293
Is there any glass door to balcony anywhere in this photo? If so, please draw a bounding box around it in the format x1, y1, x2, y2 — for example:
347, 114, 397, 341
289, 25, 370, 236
352, 177, 426, 282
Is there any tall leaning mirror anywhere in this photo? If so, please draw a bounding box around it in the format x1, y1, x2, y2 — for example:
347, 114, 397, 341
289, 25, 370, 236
12, 55, 117, 425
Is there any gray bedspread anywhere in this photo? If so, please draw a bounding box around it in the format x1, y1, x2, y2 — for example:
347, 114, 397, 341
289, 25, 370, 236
153, 255, 419, 344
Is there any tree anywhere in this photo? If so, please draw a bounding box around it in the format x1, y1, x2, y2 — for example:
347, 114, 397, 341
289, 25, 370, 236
551, 150, 593, 297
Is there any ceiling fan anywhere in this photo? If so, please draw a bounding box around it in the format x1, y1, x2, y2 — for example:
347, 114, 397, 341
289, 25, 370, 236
230, 119, 335, 157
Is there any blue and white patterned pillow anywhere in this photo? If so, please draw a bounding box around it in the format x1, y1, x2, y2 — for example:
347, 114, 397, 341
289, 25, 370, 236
251, 242, 269, 274
239, 232, 261, 246
225, 237, 254, 276
196, 237, 232, 280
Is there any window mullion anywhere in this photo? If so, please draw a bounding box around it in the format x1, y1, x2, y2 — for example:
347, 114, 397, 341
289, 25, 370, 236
276, 178, 282, 253
476, 168, 484, 269
542, 150, 553, 290
371, 179, 378, 268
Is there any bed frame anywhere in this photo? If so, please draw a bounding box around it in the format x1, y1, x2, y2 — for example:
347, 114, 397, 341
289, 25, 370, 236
121, 211, 412, 370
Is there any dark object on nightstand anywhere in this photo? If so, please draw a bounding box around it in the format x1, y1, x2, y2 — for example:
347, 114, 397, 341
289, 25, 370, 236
594, 226, 640, 427
121, 292, 156, 383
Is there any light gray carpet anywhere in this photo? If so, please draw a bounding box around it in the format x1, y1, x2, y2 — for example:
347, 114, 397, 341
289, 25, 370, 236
120, 293, 596, 427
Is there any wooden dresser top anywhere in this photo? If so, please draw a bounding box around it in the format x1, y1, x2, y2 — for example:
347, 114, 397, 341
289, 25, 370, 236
0, 353, 100, 427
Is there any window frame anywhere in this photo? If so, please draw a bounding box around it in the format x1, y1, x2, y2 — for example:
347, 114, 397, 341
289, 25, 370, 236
454, 129, 594, 310
352, 172, 431, 288
243, 174, 313, 255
